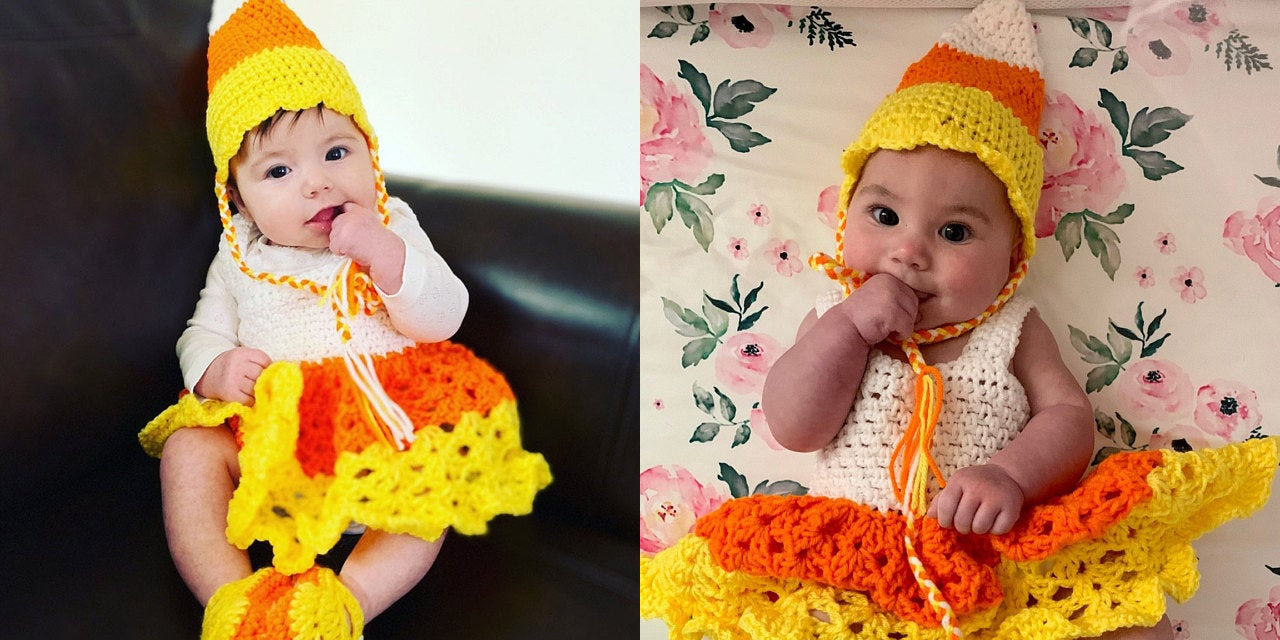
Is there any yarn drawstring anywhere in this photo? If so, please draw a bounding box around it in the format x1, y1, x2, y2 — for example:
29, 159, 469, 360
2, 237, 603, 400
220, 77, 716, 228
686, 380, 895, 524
328, 259, 416, 450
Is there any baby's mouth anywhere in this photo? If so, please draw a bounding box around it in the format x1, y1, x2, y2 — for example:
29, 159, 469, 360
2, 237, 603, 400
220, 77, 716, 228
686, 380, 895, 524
307, 205, 344, 228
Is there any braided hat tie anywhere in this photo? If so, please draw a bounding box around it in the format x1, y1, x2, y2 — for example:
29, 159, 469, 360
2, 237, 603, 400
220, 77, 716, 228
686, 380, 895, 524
808, 0, 1045, 634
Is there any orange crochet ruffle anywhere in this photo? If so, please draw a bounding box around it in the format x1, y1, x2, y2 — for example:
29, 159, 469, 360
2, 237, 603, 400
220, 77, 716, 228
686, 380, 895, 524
696, 449, 1166, 627
696, 494, 1003, 626
237, 341, 514, 476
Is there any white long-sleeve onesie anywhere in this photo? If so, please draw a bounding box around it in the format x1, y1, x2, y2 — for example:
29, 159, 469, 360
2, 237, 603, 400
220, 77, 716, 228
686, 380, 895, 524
177, 196, 468, 392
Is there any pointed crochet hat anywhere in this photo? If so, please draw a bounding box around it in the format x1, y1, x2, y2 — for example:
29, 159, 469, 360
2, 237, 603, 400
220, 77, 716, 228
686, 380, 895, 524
822, 0, 1045, 277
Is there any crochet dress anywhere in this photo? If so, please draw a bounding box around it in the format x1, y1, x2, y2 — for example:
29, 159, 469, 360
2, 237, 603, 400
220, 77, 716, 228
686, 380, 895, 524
641, 293, 1277, 640
139, 199, 552, 576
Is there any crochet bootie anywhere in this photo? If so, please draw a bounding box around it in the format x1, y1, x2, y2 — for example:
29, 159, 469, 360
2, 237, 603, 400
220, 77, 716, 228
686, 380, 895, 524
203, 566, 364, 640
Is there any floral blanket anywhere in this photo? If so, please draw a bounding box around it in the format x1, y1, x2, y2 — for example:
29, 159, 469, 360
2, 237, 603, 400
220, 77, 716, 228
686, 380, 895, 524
640, 3, 1280, 639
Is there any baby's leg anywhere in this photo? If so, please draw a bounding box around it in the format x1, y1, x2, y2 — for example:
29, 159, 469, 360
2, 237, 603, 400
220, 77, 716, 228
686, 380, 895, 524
338, 528, 446, 621
159, 425, 251, 605
1095, 614, 1174, 639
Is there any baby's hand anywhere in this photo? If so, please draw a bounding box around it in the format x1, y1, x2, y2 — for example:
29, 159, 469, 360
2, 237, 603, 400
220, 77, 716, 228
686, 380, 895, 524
836, 273, 919, 345
194, 347, 271, 405
328, 202, 406, 293
328, 202, 400, 269
928, 463, 1025, 535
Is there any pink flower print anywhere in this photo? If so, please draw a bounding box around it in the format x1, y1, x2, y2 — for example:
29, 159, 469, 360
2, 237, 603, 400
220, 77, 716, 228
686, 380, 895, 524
1163, 0, 1230, 43
1127, 22, 1191, 76
1169, 618, 1189, 640
1085, 7, 1129, 21
709, 4, 775, 49
1193, 379, 1261, 440
816, 185, 840, 230
727, 236, 749, 260
1224, 195, 1280, 284
1235, 584, 1280, 640
715, 332, 782, 394
1149, 422, 1226, 451
765, 238, 804, 277
1117, 358, 1193, 420
1036, 91, 1126, 237
750, 407, 787, 451
640, 64, 712, 205
768, 5, 795, 20
1134, 266, 1155, 289
1170, 266, 1206, 303
640, 465, 726, 555
652, 399, 665, 410
1155, 232, 1177, 254
748, 203, 771, 226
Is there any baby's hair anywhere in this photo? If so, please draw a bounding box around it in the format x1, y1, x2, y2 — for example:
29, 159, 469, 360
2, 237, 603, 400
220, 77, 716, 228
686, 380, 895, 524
226, 103, 329, 206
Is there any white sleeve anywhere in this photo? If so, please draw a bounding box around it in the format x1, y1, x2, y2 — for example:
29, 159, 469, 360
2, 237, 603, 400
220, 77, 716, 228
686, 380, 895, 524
374, 198, 469, 343
176, 252, 240, 392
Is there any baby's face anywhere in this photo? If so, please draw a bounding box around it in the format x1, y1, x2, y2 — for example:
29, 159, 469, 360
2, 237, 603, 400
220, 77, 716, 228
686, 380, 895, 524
842, 146, 1019, 330
229, 107, 377, 248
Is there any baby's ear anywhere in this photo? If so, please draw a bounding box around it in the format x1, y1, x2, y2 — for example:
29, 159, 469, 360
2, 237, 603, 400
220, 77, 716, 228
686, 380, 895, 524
226, 183, 250, 221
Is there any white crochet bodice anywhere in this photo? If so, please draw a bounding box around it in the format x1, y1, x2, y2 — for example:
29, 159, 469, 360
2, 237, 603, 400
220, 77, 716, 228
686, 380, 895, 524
807, 290, 1034, 513
216, 200, 420, 362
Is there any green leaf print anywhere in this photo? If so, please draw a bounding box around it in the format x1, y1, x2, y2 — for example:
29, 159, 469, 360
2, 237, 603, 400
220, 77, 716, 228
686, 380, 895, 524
1071, 303, 1172, 393
718, 463, 750, 498
689, 385, 751, 446
1129, 107, 1191, 147
649, 22, 680, 38
1067, 17, 1126, 73
752, 479, 808, 496
790, 7, 856, 50
663, 277, 770, 367
712, 79, 776, 119
1054, 206, 1132, 279
677, 60, 775, 153
1213, 29, 1273, 75
691, 422, 721, 443
707, 120, 772, 153
682, 337, 719, 368
1100, 89, 1191, 180
645, 174, 724, 252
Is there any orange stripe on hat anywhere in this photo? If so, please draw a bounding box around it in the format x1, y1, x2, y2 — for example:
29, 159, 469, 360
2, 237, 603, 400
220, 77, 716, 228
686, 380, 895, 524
207, 0, 323, 93
898, 44, 1045, 135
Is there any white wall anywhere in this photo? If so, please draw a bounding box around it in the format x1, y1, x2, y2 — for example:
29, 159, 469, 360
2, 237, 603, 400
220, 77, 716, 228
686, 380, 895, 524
210, 1, 636, 206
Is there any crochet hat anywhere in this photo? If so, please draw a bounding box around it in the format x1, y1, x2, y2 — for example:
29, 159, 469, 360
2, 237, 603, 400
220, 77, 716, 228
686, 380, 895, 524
813, 0, 1045, 291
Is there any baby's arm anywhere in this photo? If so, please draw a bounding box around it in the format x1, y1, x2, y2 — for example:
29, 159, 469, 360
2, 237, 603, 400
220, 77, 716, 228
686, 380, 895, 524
178, 256, 273, 404
929, 309, 1094, 534
328, 200, 468, 343
762, 274, 919, 451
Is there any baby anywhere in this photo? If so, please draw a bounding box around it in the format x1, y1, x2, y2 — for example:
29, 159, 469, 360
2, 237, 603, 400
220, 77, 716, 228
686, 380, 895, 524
140, 1, 550, 637
640, 1, 1274, 638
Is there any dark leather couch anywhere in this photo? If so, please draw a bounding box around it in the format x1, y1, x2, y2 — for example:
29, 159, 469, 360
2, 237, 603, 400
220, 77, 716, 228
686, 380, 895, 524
0, 2, 637, 638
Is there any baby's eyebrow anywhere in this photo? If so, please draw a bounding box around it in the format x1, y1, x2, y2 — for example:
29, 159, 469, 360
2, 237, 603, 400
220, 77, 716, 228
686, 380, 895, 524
944, 203, 992, 224
856, 183, 896, 199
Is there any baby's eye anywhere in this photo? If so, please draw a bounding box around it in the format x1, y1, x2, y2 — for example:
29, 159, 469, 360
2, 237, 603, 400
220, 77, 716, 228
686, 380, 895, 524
326, 146, 348, 161
939, 222, 971, 243
266, 165, 290, 179
871, 206, 899, 226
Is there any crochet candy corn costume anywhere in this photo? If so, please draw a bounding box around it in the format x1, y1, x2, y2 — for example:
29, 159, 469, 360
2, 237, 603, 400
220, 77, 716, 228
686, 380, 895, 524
640, 1, 1277, 638
138, 2, 551, 638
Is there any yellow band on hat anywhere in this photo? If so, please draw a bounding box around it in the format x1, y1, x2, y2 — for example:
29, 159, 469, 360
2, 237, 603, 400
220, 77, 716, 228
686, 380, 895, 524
206, 45, 374, 184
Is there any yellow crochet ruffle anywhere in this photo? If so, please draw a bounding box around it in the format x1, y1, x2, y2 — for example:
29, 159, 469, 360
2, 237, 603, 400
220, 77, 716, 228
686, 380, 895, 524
641, 439, 1277, 640
141, 362, 552, 574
